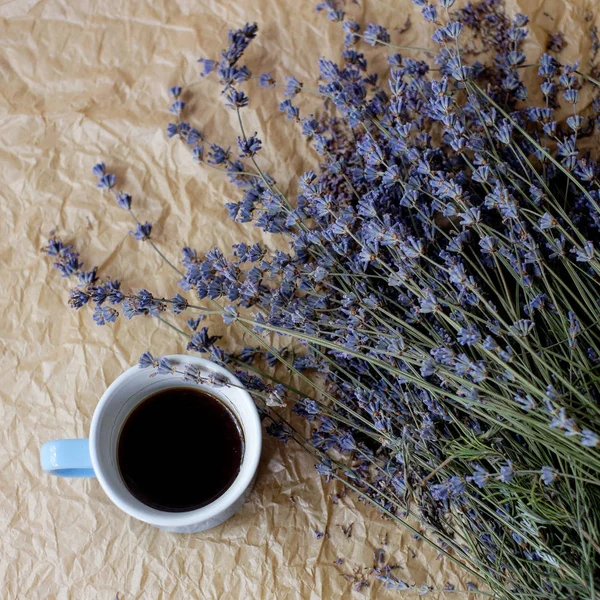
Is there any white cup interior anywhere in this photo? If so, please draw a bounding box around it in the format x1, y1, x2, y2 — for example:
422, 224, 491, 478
89, 355, 261, 529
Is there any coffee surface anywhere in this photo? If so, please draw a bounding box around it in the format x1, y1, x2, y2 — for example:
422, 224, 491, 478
117, 387, 244, 512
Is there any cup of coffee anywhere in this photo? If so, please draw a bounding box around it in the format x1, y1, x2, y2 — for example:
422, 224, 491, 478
40, 354, 262, 533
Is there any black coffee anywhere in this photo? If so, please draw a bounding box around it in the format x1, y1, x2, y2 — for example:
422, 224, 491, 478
117, 387, 244, 512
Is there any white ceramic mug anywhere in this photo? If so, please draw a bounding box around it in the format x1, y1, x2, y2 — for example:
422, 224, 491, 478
40, 354, 262, 533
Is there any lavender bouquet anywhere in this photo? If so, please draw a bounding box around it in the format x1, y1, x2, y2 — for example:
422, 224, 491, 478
47, 0, 600, 597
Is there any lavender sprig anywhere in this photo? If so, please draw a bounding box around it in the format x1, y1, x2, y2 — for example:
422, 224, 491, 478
46, 6, 600, 599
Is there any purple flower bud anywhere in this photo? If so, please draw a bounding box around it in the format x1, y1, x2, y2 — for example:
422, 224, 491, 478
237, 135, 262, 157
157, 357, 174, 375
363, 23, 390, 46
92, 162, 106, 177
68, 289, 90, 309
169, 100, 185, 115
222, 305, 238, 324
198, 59, 216, 77
421, 4, 437, 22
130, 222, 152, 241
225, 89, 249, 109
283, 76, 303, 98
138, 351, 157, 369
279, 99, 299, 120
581, 430, 600, 447
259, 72, 276, 87
499, 462, 514, 483
540, 466, 557, 485
444, 22, 463, 39
471, 465, 489, 488
563, 88, 579, 104
116, 192, 132, 210
97, 173, 116, 189
170, 293, 188, 314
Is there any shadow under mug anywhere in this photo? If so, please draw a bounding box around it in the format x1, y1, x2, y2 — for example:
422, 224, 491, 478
40, 354, 262, 534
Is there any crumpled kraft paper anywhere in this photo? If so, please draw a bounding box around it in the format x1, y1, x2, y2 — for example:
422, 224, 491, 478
0, 0, 597, 598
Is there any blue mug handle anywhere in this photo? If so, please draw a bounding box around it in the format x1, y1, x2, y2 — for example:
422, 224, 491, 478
40, 439, 96, 478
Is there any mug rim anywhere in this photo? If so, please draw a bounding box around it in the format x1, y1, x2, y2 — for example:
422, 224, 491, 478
89, 354, 262, 528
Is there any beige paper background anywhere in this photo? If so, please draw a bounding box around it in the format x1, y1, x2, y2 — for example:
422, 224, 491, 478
0, 0, 597, 598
